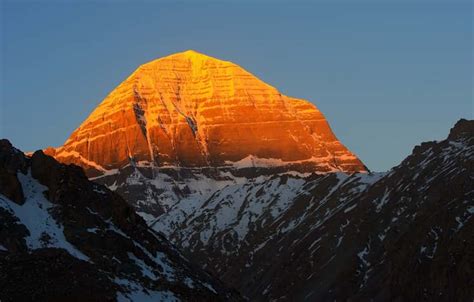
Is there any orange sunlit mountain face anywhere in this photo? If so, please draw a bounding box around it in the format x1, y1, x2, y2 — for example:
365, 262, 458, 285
45, 50, 366, 176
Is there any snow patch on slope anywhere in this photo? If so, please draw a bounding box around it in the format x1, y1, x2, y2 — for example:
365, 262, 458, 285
0, 171, 89, 261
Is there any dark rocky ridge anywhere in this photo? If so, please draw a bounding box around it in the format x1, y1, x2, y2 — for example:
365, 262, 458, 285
0, 139, 242, 302
150, 119, 473, 301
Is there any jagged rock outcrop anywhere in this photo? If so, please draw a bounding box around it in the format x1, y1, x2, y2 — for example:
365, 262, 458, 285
0, 139, 242, 302
45, 50, 366, 176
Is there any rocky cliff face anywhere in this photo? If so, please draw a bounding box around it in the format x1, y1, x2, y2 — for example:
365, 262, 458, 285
45, 50, 366, 176
0, 140, 242, 302
44, 50, 367, 219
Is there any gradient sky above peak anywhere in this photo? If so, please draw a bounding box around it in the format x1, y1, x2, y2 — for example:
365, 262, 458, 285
1, 1, 472, 171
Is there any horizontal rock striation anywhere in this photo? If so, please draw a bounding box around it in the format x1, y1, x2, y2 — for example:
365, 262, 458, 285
46, 50, 366, 176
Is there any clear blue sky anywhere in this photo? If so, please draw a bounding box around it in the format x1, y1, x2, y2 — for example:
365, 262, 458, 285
1, 1, 472, 171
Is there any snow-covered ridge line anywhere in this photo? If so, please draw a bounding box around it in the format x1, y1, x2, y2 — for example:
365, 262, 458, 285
87, 155, 369, 183
225, 154, 362, 170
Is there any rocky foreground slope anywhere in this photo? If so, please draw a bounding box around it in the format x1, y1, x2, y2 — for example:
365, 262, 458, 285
161, 119, 473, 301
0, 140, 242, 302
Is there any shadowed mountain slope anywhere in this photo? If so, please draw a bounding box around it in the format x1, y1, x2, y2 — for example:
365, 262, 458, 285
0, 139, 242, 302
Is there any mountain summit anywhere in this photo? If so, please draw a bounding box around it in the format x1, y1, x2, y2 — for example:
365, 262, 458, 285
46, 50, 366, 175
